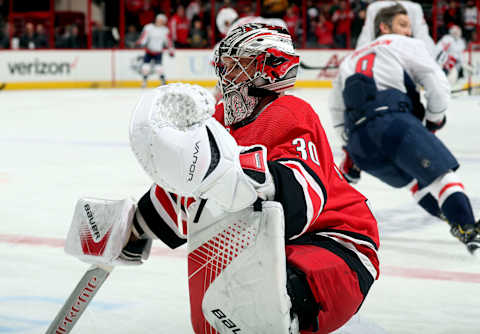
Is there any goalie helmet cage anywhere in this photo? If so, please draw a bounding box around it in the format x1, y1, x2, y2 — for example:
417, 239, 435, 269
467, 42, 480, 95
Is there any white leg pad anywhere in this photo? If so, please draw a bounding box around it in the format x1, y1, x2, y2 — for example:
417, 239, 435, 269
188, 201, 293, 334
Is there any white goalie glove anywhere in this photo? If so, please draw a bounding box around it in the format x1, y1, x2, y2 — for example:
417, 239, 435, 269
65, 197, 152, 266
129, 83, 275, 212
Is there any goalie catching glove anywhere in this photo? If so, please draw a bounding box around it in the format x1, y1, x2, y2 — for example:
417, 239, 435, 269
129, 83, 275, 211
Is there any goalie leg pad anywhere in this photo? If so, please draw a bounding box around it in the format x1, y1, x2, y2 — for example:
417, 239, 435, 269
65, 197, 151, 266
188, 201, 294, 334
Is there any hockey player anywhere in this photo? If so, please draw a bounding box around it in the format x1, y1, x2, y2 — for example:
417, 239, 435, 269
65, 23, 379, 334
356, 0, 436, 57
129, 23, 379, 333
435, 25, 467, 85
329, 4, 480, 254
136, 14, 174, 88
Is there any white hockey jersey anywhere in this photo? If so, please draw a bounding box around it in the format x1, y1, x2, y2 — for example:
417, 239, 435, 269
329, 34, 450, 143
436, 34, 467, 69
356, 0, 436, 57
138, 23, 172, 54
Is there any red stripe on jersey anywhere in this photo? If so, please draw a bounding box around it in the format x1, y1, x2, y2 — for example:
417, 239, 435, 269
154, 186, 187, 234
324, 233, 379, 280
281, 161, 325, 235
438, 182, 464, 198
155, 186, 178, 223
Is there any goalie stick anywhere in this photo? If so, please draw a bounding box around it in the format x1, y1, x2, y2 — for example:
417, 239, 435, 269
45, 264, 113, 334
299, 61, 339, 70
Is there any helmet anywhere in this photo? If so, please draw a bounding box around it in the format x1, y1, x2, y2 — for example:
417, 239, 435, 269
449, 25, 462, 39
156, 14, 167, 25
214, 23, 299, 126
216, 7, 239, 35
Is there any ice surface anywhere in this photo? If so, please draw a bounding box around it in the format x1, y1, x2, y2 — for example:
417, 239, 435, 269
0, 88, 479, 334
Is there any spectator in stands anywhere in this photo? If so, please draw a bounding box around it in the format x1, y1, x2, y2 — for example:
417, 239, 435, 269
351, 6, 366, 48
92, 22, 116, 48
306, 1, 319, 47
188, 17, 208, 48
0, 24, 8, 49
65, 25, 85, 49
471, 30, 480, 44
463, 0, 478, 42
262, 0, 288, 18
239, 2, 255, 17
443, 0, 463, 32
34, 23, 49, 48
19, 22, 35, 49
186, 0, 202, 22
284, 5, 300, 44
54, 26, 67, 48
329, 0, 341, 17
125, 24, 140, 48
170, 5, 190, 48
315, 12, 334, 48
332, 0, 353, 48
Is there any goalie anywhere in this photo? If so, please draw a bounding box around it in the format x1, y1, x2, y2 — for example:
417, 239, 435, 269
66, 23, 380, 334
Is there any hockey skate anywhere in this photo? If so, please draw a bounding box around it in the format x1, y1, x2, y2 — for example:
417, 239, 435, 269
450, 221, 480, 255
141, 79, 147, 88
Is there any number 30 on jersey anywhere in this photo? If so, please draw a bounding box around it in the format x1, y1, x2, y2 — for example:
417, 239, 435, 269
292, 138, 320, 166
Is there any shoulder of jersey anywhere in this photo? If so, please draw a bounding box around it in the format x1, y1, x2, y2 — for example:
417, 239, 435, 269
268, 95, 313, 116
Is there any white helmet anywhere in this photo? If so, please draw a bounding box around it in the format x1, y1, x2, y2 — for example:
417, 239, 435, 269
216, 7, 239, 35
214, 23, 299, 126
449, 25, 462, 39
155, 14, 167, 25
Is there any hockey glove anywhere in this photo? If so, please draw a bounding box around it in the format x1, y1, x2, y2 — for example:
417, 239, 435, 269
119, 232, 152, 264
426, 116, 446, 133
340, 148, 361, 184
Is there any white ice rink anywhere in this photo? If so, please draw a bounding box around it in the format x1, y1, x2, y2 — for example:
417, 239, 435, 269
1, 87, 479, 334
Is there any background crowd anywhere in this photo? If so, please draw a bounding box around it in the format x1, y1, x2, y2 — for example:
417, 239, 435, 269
0, 0, 479, 50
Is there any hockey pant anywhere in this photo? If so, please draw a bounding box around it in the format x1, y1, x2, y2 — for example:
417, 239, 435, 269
346, 106, 458, 189
286, 237, 374, 334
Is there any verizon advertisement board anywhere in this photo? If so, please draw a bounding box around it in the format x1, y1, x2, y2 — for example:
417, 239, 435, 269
0, 50, 112, 83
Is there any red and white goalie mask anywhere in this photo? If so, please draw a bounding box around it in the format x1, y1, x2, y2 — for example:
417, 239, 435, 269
214, 23, 300, 126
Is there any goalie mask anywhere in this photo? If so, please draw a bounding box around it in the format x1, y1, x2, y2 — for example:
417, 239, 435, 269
214, 23, 300, 126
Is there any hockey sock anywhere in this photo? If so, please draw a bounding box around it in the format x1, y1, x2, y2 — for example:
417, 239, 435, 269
286, 264, 320, 331
440, 192, 475, 227
160, 74, 166, 85
418, 193, 443, 219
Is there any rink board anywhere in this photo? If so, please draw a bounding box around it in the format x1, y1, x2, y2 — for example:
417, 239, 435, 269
0, 49, 349, 89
